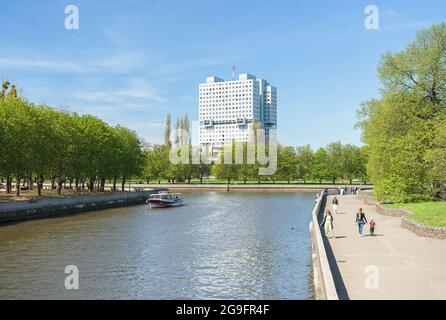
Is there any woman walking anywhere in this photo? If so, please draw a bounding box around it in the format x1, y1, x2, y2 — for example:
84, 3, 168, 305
356, 208, 368, 237
320, 210, 335, 239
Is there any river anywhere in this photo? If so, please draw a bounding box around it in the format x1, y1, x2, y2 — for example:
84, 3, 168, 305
0, 191, 316, 299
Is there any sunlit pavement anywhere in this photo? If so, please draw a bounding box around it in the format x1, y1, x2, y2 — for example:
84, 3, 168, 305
325, 195, 446, 300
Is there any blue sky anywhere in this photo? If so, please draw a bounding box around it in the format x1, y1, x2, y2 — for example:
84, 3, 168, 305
1, 0, 445, 148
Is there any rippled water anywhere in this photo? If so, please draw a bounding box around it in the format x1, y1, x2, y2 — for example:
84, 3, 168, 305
0, 191, 315, 300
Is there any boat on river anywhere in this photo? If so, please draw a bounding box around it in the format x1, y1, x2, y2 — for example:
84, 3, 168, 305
146, 191, 184, 208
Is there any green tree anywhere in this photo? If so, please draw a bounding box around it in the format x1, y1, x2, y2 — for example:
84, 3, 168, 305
212, 142, 239, 191
312, 147, 330, 183
425, 120, 446, 198
144, 145, 170, 184
295, 145, 314, 183
358, 24, 446, 201
277, 145, 297, 183
326, 141, 344, 184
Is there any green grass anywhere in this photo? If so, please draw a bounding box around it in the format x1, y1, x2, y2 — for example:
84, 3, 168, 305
385, 202, 446, 227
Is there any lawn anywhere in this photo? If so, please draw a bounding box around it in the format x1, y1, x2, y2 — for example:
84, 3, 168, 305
385, 202, 446, 227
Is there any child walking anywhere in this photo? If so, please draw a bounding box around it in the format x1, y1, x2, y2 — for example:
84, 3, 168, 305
369, 217, 376, 236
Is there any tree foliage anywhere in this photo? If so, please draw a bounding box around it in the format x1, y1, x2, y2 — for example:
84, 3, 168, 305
358, 24, 446, 202
0, 89, 144, 196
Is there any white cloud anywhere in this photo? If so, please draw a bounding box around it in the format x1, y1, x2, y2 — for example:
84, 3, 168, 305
71, 79, 165, 108
0, 51, 150, 75
0, 57, 85, 73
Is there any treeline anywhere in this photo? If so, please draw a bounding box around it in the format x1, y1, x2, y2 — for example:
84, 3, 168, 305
143, 114, 368, 184
0, 81, 144, 196
358, 24, 446, 202
1, 87, 368, 196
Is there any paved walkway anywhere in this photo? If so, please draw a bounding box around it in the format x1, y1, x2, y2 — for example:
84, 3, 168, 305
324, 195, 446, 300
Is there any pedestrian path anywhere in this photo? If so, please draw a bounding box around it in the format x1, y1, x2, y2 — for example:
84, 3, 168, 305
324, 195, 446, 300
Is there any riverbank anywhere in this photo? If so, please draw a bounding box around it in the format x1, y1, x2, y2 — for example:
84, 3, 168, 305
131, 183, 373, 192
322, 194, 446, 299
0, 190, 164, 225
0, 183, 372, 200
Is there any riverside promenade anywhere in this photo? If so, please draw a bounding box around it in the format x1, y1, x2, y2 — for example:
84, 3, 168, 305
324, 194, 446, 300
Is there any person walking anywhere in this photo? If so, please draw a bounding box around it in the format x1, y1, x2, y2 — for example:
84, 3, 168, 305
332, 196, 339, 214
356, 208, 368, 237
320, 210, 335, 239
369, 217, 376, 236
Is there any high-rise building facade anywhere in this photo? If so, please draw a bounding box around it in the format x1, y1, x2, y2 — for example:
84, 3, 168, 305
199, 73, 277, 154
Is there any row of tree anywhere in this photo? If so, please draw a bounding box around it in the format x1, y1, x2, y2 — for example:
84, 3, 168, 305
358, 24, 446, 202
143, 112, 368, 185
0, 82, 144, 196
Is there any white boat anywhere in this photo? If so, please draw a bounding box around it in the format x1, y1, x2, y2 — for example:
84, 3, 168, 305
146, 191, 184, 208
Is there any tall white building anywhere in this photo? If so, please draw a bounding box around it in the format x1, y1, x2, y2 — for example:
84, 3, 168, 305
199, 73, 277, 154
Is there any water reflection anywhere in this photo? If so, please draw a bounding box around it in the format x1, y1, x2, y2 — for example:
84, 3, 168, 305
0, 191, 314, 300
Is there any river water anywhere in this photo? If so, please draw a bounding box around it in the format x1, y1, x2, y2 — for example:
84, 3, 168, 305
0, 191, 315, 300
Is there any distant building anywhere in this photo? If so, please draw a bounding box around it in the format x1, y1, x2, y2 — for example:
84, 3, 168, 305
199, 73, 277, 155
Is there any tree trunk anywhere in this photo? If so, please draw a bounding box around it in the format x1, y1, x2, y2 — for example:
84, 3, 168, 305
227, 179, 230, 192
6, 176, 11, 193
100, 177, 106, 192
121, 176, 126, 192
57, 177, 62, 195
28, 175, 33, 190
89, 177, 95, 192
16, 177, 20, 196
113, 177, 117, 191
37, 175, 43, 196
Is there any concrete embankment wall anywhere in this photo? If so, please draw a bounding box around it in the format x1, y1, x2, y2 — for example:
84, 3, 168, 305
145, 183, 372, 192
309, 192, 339, 300
0, 190, 165, 224
357, 190, 446, 239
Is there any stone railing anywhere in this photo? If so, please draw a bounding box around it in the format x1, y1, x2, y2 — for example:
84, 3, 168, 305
309, 191, 339, 300
357, 190, 446, 239
375, 203, 412, 217
401, 217, 446, 240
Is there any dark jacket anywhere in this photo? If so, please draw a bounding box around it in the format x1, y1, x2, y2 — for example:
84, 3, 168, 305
356, 213, 367, 224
